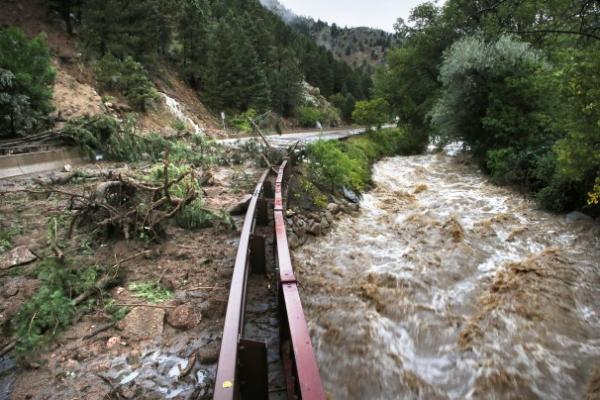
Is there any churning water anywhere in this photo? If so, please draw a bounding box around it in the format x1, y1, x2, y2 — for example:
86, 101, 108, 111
294, 148, 600, 400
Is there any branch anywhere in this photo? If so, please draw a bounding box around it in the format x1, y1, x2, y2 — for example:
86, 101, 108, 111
508, 28, 600, 40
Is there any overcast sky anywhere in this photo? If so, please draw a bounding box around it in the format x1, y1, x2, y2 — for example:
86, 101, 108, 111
279, 0, 434, 32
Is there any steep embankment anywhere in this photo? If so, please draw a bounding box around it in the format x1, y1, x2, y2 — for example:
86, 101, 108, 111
0, 0, 221, 139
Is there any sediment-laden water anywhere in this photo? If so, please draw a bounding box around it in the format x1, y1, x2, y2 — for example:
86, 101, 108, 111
294, 148, 600, 400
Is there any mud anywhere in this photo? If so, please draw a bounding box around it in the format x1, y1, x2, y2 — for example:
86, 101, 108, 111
294, 149, 600, 400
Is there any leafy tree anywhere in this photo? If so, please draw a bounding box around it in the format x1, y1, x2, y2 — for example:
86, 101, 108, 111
0, 28, 55, 137
352, 98, 390, 128
430, 35, 555, 158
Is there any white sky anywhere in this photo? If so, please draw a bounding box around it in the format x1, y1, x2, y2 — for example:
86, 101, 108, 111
279, 0, 437, 32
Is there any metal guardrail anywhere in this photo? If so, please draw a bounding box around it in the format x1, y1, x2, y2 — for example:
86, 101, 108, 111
214, 159, 325, 400
274, 160, 325, 400
214, 169, 271, 400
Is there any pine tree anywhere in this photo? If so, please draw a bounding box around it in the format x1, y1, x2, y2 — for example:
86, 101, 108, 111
178, 0, 211, 88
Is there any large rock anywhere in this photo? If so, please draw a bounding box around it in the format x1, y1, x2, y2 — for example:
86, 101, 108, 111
342, 187, 360, 204
198, 342, 220, 364
0, 246, 37, 270
307, 220, 322, 236
166, 304, 200, 330
288, 232, 300, 249
117, 306, 165, 339
327, 203, 341, 215
227, 194, 253, 215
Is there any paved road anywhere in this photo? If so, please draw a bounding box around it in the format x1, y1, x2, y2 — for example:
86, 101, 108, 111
218, 127, 366, 148
0, 127, 370, 180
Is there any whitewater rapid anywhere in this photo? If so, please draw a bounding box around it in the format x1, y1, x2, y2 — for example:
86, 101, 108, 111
293, 150, 600, 400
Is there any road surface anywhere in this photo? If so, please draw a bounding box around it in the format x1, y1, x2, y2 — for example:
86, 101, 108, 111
0, 127, 370, 180
217, 127, 366, 148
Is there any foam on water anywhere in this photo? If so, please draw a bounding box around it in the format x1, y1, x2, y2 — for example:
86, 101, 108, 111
294, 146, 600, 399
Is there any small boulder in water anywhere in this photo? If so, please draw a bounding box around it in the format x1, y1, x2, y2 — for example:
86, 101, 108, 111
343, 187, 360, 204
566, 211, 593, 223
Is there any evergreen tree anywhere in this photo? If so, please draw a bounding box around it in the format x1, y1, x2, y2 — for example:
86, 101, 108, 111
178, 0, 211, 88
0, 28, 55, 137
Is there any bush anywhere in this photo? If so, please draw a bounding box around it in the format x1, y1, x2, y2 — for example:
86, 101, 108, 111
430, 35, 555, 158
95, 55, 158, 112
12, 259, 101, 359
352, 98, 390, 128
297, 106, 323, 128
0, 27, 55, 137
306, 127, 423, 193
229, 109, 257, 133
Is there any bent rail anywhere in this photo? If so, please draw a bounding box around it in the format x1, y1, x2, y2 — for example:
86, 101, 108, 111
214, 169, 270, 400
274, 160, 326, 400
214, 160, 325, 400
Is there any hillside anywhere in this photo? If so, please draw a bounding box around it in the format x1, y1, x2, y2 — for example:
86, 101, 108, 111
259, 0, 398, 73
295, 19, 397, 74
1, 0, 371, 143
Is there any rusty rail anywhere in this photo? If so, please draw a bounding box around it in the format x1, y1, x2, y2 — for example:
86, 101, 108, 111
214, 159, 325, 400
214, 169, 271, 400
274, 160, 325, 400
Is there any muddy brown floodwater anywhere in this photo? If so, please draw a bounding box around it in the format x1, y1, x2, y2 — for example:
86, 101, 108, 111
293, 147, 600, 400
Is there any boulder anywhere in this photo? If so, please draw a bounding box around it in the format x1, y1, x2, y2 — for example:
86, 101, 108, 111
166, 304, 200, 330
1, 281, 19, 298
327, 203, 341, 215
0, 246, 37, 270
227, 194, 253, 215
198, 342, 220, 364
320, 216, 330, 229
117, 306, 165, 339
324, 211, 334, 224
307, 220, 322, 236
566, 211, 593, 223
342, 187, 360, 204
288, 232, 300, 249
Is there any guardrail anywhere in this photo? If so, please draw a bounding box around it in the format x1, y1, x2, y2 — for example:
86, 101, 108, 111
214, 169, 271, 400
274, 160, 326, 400
214, 159, 325, 400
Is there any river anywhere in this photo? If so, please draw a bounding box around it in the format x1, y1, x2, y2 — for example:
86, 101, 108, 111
293, 147, 600, 400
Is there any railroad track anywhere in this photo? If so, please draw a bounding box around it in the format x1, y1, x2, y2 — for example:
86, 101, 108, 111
214, 158, 325, 400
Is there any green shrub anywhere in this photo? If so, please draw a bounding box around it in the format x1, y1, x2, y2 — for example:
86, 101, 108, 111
95, 55, 158, 112
306, 127, 422, 193
128, 282, 172, 304
352, 98, 390, 128
229, 109, 257, 133
12, 259, 101, 359
297, 106, 323, 128
0, 27, 55, 137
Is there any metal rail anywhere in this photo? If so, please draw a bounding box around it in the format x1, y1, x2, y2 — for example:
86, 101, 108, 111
214, 159, 325, 400
214, 169, 271, 400
274, 161, 325, 400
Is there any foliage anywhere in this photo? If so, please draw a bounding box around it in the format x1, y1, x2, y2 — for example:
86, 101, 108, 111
62, 115, 223, 166
329, 93, 356, 123
65, 0, 371, 117
297, 107, 323, 128
128, 282, 173, 304
306, 127, 423, 193
12, 259, 101, 359
229, 109, 257, 133
589, 178, 600, 206
352, 98, 390, 128
145, 163, 215, 230
0, 27, 55, 137
95, 55, 159, 111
